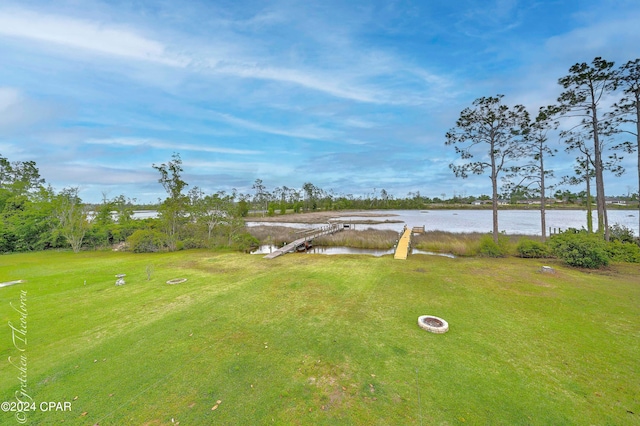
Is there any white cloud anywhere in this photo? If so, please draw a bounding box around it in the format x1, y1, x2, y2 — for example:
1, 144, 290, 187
0, 7, 449, 106
0, 8, 187, 66
185, 159, 294, 176
544, 14, 640, 64
214, 63, 383, 104
0, 86, 58, 133
86, 137, 262, 155
0, 87, 21, 111
210, 112, 341, 141
455, 0, 522, 38
41, 163, 157, 186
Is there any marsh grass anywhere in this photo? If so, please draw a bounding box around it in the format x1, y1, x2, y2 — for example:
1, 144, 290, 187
315, 229, 400, 249
250, 225, 537, 257
413, 231, 482, 256
1, 251, 638, 425
413, 231, 536, 256
247, 225, 299, 246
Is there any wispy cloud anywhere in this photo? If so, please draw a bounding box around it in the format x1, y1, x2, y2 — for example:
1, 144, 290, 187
42, 163, 157, 185
0, 86, 58, 134
0, 6, 449, 106
455, 0, 522, 38
185, 159, 295, 176
86, 137, 262, 155
0, 8, 187, 66
544, 14, 640, 63
0, 87, 20, 111
213, 63, 383, 104
210, 112, 342, 142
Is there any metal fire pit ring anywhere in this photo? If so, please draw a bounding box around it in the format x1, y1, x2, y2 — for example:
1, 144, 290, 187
418, 315, 449, 334
166, 278, 188, 285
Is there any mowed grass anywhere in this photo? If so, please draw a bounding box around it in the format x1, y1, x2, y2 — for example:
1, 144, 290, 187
0, 250, 639, 425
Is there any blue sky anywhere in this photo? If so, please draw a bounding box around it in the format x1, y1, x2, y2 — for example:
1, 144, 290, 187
1, 0, 639, 203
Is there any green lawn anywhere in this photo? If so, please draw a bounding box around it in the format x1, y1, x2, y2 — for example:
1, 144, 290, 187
1, 250, 639, 425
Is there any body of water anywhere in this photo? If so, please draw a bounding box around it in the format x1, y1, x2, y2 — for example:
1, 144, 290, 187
132, 208, 639, 236
251, 244, 455, 258
247, 209, 639, 237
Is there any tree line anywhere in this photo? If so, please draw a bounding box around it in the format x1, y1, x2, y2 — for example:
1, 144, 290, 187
446, 57, 640, 242
0, 152, 272, 253
2, 145, 635, 255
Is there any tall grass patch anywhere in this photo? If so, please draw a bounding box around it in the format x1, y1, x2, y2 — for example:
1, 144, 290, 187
315, 229, 399, 249
413, 231, 499, 256
247, 225, 299, 246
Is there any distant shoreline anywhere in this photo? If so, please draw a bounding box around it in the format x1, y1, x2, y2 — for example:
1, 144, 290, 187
247, 211, 399, 224
246, 204, 638, 223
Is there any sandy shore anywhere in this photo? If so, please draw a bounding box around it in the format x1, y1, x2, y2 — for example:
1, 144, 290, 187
246, 210, 400, 224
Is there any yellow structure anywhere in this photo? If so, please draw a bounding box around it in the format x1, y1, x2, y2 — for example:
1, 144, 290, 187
394, 227, 412, 260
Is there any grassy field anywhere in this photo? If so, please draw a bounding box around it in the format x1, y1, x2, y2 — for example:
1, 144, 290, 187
0, 250, 639, 425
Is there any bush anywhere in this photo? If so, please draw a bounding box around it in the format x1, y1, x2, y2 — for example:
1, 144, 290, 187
127, 229, 166, 253
478, 234, 510, 257
516, 238, 552, 258
181, 238, 207, 250
236, 200, 249, 217
605, 240, 640, 263
232, 232, 260, 253
549, 229, 609, 268
609, 223, 636, 244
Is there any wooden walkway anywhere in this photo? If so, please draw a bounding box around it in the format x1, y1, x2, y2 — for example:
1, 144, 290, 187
263, 224, 344, 259
394, 227, 412, 260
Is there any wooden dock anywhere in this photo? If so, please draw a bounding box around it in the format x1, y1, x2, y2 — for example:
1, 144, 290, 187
412, 225, 425, 234
394, 227, 412, 260
263, 224, 343, 259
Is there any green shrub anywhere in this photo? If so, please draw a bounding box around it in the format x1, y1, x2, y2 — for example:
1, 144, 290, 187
236, 200, 249, 217
478, 234, 510, 257
232, 232, 260, 253
609, 223, 636, 244
127, 229, 166, 253
181, 238, 207, 250
549, 229, 609, 268
516, 238, 552, 258
606, 240, 640, 263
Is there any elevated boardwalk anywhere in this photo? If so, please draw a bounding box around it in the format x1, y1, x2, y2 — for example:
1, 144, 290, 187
394, 226, 413, 260
263, 224, 343, 259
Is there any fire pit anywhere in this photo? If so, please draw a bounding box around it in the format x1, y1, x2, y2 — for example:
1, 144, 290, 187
166, 278, 187, 285
418, 315, 449, 334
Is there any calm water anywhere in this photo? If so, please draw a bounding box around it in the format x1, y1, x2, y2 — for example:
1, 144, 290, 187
251, 244, 455, 258
247, 209, 639, 236
133, 208, 639, 236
